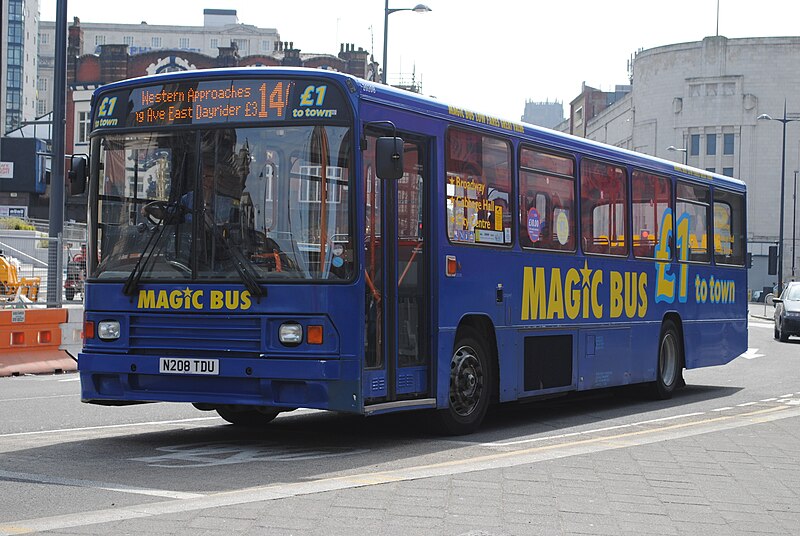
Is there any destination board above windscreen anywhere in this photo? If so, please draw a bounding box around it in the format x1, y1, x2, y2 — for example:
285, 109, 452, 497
92, 78, 348, 129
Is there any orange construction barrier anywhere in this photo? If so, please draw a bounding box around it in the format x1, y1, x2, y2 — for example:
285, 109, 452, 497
0, 308, 76, 376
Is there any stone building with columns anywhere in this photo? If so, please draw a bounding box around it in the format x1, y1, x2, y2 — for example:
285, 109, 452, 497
565, 36, 800, 293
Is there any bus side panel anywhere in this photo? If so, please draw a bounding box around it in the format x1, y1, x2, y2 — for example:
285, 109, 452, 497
682, 318, 748, 369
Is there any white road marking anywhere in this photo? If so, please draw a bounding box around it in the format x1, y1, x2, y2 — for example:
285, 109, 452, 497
0, 394, 74, 403
739, 348, 765, 360
0, 470, 203, 499
0, 417, 222, 439
480, 412, 706, 448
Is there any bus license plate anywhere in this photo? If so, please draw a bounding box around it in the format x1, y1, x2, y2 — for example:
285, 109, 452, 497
159, 358, 219, 375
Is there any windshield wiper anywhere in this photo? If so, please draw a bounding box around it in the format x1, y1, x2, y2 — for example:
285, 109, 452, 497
204, 215, 265, 300
122, 216, 169, 296
122, 200, 191, 296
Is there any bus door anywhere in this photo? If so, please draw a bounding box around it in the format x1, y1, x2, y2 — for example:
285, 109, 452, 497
363, 132, 433, 411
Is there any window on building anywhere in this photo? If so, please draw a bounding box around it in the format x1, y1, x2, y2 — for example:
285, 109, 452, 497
37, 99, 47, 116
210, 38, 219, 49
690, 134, 700, 156
706, 168, 716, 173
706, 134, 716, 155
445, 128, 512, 246
723, 133, 734, 155
722, 167, 734, 177
95, 35, 106, 46
123, 36, 134, 46
298, 165, 342, 204
581, 159, 627, 256
77, 112, 91, 143
518, 147, 576, 252
676, 181, 711, 263
713, 189, 745, 266
39, 32, 50, 45
152, 37, 162, 48
37, 78, 47, 91
179, 38, 190, 48
8, 45, 22, 65
232, 39, 249, 54
632, 170, 672, 259
261, 39, 271, 52
8, 67, 21, 89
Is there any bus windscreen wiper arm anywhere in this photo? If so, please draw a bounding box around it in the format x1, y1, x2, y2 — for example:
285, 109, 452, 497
122, 218, 168, 296
205, 216, 265, 300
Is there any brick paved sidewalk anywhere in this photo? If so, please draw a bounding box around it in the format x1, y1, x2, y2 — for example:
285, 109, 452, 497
36, 413, 800, 536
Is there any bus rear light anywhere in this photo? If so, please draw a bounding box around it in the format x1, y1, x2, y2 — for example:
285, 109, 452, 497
307, 325, 323, 345
446, 255, 458, 277
83, 321, 95, 340
11, 332, 24, 345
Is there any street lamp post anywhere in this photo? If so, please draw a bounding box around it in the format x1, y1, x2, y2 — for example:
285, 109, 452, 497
793, 170, 798, 280
382, 1, 431, 85
667, 145, 688, 165
758, 100, 800, 292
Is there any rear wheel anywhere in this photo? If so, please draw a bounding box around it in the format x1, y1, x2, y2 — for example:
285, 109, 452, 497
435, 335, 492, 435
216, 406, 281, 427
65, 288, 75, 301
649, 320, 683, 399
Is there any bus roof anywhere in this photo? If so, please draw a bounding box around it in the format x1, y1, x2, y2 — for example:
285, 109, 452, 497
95, 67, 746, 193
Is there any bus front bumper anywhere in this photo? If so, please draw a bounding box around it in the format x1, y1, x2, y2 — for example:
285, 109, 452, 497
77, 352, 361, 413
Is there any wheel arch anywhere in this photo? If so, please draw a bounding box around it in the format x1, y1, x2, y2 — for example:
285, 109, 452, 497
454, 314, 499, 404
661, 312, 686, 370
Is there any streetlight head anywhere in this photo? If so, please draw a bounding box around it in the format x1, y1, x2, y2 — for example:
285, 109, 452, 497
412, 4, 432, 12
757, 113, 773, 121
667, 145, 677, 151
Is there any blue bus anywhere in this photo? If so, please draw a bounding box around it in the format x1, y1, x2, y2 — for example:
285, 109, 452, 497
72, 67, 747, 434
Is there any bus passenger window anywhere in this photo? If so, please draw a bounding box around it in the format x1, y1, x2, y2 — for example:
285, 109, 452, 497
676, 182, 711, 263
445, 128, 512, 246
518, 147, 575, 251
632, 170, 672, 259
713, 189, 745, 266
581, 159, 627, 256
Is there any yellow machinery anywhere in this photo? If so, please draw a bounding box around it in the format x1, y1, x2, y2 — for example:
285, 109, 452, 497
0, 250, 40, 301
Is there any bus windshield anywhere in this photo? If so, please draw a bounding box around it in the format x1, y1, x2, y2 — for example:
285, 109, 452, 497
93, 125, 354, 282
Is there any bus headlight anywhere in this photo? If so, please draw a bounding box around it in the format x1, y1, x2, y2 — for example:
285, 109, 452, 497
279, 323, 303, 346
97, 320, 121, 341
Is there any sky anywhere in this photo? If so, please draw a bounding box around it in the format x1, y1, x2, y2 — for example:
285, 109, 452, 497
39, 0, 800, 123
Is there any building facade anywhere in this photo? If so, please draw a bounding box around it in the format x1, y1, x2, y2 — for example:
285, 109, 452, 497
37, 9, 280, 119
521, 99, 564, 129
3, 0, 38, 134
569, 36, 800, 293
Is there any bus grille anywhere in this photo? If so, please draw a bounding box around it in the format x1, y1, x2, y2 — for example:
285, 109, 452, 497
129, 314, 263, 356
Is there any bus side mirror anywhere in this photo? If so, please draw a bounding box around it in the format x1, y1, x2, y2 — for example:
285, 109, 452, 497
68, 154, 88, 195
375, 136, 404, 180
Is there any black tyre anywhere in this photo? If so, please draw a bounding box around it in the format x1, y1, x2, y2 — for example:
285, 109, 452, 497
778, 319, 789, 342
435, 335, 492, 435
216, 406, 280, 427
65, 288, 75, 301
649, 320, 683, 399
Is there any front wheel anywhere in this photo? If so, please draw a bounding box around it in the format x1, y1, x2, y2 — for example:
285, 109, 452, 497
216, 406, 281, 427
434, 335, 492, 435
649, 320, 683, 399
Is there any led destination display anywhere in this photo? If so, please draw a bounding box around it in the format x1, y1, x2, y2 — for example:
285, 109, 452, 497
92, 78, 347, 129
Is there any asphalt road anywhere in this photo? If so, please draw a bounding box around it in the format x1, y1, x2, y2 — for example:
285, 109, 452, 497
1, 312, 798, 535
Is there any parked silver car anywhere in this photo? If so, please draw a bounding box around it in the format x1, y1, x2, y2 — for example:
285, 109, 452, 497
773, 282, 800, 342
